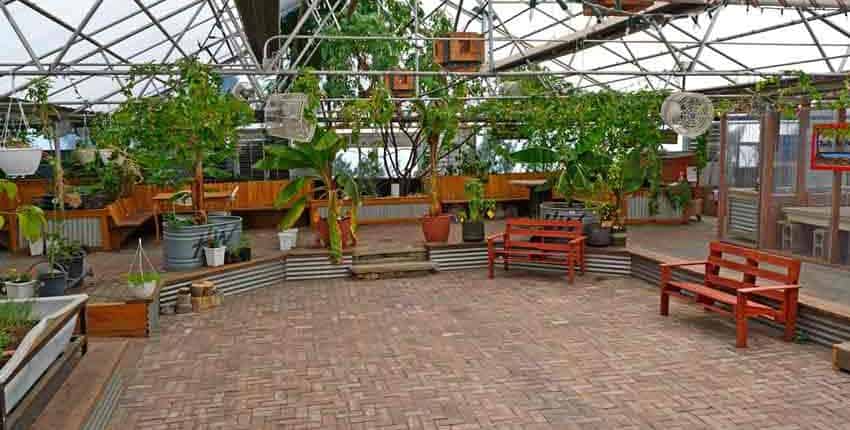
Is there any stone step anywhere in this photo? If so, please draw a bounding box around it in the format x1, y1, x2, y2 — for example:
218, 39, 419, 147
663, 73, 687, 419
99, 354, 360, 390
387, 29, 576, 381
351, 261, 436, 280
353, 247, 428, 264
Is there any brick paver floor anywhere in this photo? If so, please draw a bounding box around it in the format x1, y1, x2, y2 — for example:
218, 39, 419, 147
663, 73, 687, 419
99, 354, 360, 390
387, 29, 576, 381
109, 270, 850, 430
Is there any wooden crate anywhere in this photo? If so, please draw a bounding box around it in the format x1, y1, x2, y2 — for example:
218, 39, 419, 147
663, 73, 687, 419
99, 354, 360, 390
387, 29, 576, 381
434, 32, 484, 72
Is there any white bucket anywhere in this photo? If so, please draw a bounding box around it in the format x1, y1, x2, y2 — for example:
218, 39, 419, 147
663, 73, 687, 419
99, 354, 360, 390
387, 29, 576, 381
5, 281, 37, 299
278, 228, 298, 251
203, 247, 226, 267
28, 239, 44, 256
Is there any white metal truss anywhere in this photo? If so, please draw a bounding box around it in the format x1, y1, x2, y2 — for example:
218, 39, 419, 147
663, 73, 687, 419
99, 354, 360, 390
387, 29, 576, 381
1, 0, 850, 112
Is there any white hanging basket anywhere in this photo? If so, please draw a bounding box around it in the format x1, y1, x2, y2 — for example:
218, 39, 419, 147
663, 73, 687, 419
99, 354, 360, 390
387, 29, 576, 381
0, 148, 42, 178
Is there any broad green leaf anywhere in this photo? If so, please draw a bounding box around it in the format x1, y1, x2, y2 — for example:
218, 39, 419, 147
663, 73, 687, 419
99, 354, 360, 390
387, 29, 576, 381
274, 177, 307, 209
279, 197, 306, 230
510, 147, 560, 164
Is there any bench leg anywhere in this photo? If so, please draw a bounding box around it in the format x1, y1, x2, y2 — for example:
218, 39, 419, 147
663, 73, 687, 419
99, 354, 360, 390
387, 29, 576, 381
660, 287, 670, 316
783, 288, 799, 342
735, 295, 748, 348
567, 255, 575, 284
488, 256, 495, 279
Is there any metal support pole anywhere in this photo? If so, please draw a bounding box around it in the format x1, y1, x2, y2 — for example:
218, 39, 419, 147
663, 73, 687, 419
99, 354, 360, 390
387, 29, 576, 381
759, 108, 780, 250
796, 99, 810, 205
718, 113, 729, 239
829, 109, 846, 264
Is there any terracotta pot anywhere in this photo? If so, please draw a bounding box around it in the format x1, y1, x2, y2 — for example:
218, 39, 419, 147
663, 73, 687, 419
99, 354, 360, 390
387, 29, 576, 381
317, 217, 354, 248
422, 214, 451, 243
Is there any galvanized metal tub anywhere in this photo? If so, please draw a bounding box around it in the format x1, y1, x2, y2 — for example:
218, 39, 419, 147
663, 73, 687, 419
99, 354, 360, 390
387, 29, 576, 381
163, 216, 242, 271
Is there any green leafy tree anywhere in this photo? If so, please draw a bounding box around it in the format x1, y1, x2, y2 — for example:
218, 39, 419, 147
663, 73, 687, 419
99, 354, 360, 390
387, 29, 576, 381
97, 58, 253, 224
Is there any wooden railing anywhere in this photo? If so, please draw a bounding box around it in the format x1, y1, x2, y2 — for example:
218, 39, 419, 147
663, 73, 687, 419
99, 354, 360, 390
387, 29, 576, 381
437, 173, 553, 202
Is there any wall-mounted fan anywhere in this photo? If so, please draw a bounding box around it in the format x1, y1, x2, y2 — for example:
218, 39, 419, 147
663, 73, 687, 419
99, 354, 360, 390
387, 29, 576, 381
660, 92, 714, 138
264, 93, 315, 142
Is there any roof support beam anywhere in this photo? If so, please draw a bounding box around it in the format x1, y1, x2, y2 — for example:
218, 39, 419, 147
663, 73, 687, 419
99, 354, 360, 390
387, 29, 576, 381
797, 8, 835, 72
51, 0, 103, 71
133, 0, 191, 58
0, 1, 44, 71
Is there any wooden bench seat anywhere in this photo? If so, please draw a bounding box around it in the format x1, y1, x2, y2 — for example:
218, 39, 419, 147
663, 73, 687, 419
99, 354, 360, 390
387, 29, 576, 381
107, 197, 154, 248
660, 241, 801, 348
488, 218, 586, 284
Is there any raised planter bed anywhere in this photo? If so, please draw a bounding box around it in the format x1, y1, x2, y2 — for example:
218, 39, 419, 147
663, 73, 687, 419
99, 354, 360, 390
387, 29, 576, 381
83, 283, 161, 338
0, 295, 88, 429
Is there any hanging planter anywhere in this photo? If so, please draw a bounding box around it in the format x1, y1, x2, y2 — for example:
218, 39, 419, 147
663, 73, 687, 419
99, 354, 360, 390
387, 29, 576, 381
433, 32, 485, 72
0, 148, 42, 178
127, 239, 160, 300
74, 147, 97, 164
384, 73, 415, 97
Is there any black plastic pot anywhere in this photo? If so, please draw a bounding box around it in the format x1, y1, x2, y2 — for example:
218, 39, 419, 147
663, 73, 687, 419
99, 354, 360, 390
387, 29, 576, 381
587, 224, 612, 247
58, 252, 85, 280
32, 194, 56, 210
238, 247, 251, 262
462, 221, 485, 242
83, 192, 111, 209
38, 271, 67, 297
612, 230, 628, 247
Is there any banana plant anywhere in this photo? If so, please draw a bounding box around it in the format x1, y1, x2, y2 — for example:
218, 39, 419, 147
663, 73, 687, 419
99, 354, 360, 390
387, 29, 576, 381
0, 179, 47, 244
255, 129, 361, 263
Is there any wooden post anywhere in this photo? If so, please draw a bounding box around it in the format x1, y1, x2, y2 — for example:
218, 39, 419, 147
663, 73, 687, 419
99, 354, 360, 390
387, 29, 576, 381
829, 109, 846, 264
718, 113, 728, 239
796, 99, 810, 205
758, 108, 779, 250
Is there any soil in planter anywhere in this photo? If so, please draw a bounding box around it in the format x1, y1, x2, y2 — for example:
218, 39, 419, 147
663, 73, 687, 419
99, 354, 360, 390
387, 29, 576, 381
0, 321, 37, 366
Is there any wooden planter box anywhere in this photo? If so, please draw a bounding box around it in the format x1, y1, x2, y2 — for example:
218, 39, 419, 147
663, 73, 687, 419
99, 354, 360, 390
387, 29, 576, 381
384, 74, 415, 97
0, 295, 88, 430
582, 0, 655, 15
85, 284, 160, 338
434, 32, 485, 72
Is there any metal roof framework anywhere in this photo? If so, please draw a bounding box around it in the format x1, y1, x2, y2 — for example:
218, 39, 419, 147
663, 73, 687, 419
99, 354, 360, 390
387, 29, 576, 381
1, 0, 850, 114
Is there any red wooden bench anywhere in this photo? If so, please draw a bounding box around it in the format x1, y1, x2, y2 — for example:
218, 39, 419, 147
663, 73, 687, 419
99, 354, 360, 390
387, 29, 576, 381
487, 218, 586, 284
660, 241, 801, 348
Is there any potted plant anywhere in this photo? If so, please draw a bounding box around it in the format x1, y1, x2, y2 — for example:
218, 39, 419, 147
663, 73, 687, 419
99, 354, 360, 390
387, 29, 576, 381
203, 235, 226, 267
587, 202, 616, 247
0, 135, 42, 178
53, 238, 86, 282
416, 86, 465, 243
458, 179, 495, 242
237, 234, 251, 262
127, 272, 160, 299
256, 128, 360, 263
2, 269, 37, 299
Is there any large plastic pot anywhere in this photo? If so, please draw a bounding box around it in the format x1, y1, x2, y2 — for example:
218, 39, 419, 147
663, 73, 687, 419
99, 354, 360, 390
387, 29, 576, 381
422, 214, 451, 243
37, 272, 67, 297
57, 252, 85, 280
462, 221, 485, 242
163, 215, 242, 271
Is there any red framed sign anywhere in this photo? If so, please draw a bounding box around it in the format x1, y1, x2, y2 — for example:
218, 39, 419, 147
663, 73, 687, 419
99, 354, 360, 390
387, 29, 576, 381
811, 123, 850, 171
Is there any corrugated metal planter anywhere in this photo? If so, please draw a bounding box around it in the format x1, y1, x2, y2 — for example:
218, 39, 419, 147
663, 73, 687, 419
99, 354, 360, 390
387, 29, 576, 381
163, 216, 242, 271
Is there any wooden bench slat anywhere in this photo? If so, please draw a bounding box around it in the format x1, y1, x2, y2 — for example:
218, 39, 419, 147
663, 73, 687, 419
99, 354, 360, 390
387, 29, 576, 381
707, 255, 795, 284
668, 281, 770, 310
505, 228, 582, 238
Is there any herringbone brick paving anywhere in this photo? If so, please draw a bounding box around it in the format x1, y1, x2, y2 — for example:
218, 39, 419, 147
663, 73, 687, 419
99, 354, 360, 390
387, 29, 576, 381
109, 271, 850, 429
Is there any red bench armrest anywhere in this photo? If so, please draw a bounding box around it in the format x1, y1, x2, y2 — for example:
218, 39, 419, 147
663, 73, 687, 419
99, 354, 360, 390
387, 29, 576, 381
569, 236, 586, 246
738, 284, 800, 294
487, 233, 505, 244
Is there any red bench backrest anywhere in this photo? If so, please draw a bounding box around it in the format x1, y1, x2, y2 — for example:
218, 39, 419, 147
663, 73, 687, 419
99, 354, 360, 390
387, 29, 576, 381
706, 241, 801, 301
504, 218, 584, 252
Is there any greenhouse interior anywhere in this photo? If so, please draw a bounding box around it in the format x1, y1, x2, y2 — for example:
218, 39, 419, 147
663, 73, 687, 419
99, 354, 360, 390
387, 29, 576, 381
1, 0, 850, 428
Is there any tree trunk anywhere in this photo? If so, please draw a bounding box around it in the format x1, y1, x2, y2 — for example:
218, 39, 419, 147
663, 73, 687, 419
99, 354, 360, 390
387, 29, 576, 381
193, 152, 207, 224
428, 134, 440, 216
